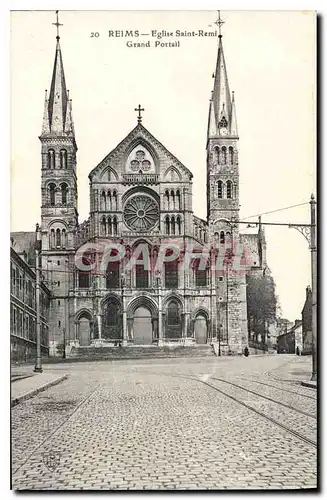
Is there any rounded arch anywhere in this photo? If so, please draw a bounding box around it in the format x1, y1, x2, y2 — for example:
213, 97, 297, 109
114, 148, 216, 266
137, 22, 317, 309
126, 294, 158, 320
48, 219, 68, 230
122, 185, 159, 205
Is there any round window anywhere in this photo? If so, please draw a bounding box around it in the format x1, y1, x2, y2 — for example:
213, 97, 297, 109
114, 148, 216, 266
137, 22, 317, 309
123, 195, 159, 232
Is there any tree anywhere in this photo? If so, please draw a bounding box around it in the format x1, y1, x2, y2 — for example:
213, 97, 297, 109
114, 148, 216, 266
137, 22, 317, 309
246, 274, 277, 340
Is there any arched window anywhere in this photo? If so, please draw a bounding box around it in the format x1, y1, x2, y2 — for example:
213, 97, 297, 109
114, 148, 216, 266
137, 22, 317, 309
62, 229, 67, 248
165, 190, 170, 210
176, 190, 181, 210
108, 191, 112, 211
108, 217, 112, 236
56, 228, 61, 247
167, 301, 180, 326
194, 258, 207, 287
101, 216, 106, 236
47, 149, 55, 169
221, 147, 227, 165
225, 231, 231, 243
112, 191, 117, 211
113, 216, 118, 236
106, 251, 120, 289
220, 231, 225, 244
226, 180, 232, 199
170, 190, 175, 211
78, 256, 91, 288
214, 146, 220, 164
165, 215, 170, 235
60, 149, 67, 169
171, 216, 175, 236
61, 183, 68, 205
176, 216, 181, 235
105, 300, 120, 327
50, 229, 55, 248
228, 147, 234, 165
164, 249, 179, 289
49, 183, 56, 206
135, 248, 149, 289
101, 191, 106, 211
217, 181, 223, 199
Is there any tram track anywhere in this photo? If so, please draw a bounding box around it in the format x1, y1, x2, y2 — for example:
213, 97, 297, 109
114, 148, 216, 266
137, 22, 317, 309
235, 376, 317, 401
197, 377, 317, 448
210, 377, 316, 419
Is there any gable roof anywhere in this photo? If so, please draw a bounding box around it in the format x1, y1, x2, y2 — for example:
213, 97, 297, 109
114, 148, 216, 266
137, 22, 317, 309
88, 122, 193, 180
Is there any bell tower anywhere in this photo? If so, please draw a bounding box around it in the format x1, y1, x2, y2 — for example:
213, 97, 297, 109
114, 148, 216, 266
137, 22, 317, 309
206, 13, 239, 239
39, 11, 78, 354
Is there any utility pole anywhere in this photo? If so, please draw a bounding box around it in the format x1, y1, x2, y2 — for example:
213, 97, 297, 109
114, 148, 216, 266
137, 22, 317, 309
310, 195, 317, 381
34, 223, 42, 373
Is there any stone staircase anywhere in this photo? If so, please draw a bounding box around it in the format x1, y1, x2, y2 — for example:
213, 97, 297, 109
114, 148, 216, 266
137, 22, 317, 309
68, 344, 215, 361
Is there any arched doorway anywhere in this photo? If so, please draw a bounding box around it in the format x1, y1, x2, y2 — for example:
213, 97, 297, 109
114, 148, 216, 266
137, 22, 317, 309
133, 306, 153, 345
78, 315, 91, 346
194, 314, 208, 344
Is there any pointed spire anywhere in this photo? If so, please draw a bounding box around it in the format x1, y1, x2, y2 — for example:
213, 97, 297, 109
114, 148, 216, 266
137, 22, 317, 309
41, 90, 50, 134
47, 37, 68, 134
64, 94, 75, 134
207, 94, 217, 139
230, 91, 238, 136
212, 35, 232, 134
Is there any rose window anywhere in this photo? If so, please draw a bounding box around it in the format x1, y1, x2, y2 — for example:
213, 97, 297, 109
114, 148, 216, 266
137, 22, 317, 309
124, 195, 159, 231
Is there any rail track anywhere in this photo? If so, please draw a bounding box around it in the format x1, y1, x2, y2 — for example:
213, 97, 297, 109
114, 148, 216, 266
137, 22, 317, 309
197, 377, 317, 448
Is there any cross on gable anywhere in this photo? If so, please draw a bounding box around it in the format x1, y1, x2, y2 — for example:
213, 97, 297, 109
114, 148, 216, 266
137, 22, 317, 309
135, 104, 145, 124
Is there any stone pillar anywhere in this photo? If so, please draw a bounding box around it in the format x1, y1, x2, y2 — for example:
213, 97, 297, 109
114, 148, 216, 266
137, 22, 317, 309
74, 321, 78, 341
158, 282, 163, 346
127, 317, 133, 342
97, 314, 102, 340
122, 300, 127, 346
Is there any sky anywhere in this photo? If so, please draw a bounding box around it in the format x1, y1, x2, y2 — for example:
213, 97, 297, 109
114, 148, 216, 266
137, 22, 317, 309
10, 10, 316, 321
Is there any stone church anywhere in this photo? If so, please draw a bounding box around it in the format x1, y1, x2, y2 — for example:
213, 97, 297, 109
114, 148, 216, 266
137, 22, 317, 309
20, 19, 268, 356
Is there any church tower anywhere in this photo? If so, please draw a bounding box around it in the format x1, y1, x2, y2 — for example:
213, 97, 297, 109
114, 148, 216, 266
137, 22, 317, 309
39, 13, 78, 354
207, 14, 248, 354
207, 16, 239, 238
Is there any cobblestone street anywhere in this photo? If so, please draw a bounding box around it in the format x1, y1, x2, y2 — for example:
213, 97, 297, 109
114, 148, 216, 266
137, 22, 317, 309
11, 355, 317, 490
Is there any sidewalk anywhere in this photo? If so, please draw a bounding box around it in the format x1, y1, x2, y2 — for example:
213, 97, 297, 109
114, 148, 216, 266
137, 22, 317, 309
11, 371, 69, 407
272, 356, 317, 389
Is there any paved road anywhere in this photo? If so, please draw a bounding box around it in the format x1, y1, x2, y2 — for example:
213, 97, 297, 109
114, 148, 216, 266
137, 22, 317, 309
11, 355, 317, 490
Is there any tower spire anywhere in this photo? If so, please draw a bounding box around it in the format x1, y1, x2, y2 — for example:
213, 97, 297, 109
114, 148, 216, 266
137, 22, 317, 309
41, 11, 74, 137
208, 11, 237, 137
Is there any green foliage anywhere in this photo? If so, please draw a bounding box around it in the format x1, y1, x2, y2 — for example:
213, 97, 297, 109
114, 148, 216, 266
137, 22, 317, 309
246, 274, 277, 337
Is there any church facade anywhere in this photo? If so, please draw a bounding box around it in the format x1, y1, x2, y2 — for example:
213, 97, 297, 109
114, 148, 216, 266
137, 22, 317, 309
37, 22, 267, 356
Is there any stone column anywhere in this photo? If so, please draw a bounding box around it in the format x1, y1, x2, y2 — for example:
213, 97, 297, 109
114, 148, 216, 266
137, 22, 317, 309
127, 317, 133, 342
122, 289, 127, 346
97, 314, 102, 340
158, 282, 163, 346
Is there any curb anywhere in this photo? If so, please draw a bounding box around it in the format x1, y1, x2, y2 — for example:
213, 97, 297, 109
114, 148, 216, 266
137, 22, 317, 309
11, 374, 69, 407
301, 381, 317, 390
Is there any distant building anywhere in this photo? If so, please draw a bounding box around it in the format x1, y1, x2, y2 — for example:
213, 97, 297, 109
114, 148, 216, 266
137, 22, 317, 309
10, 237, 51, 363
277, 319, 302, 354
302, 285, 312, 355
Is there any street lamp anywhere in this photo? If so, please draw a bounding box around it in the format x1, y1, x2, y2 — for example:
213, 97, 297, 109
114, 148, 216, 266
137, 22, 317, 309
34, 223, 43, 373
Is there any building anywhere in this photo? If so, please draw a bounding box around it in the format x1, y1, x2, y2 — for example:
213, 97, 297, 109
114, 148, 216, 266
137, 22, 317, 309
11, 15, 269, 357
10, 236, 51, 362
302, 285, 312, 354
277, 319, 303, 354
